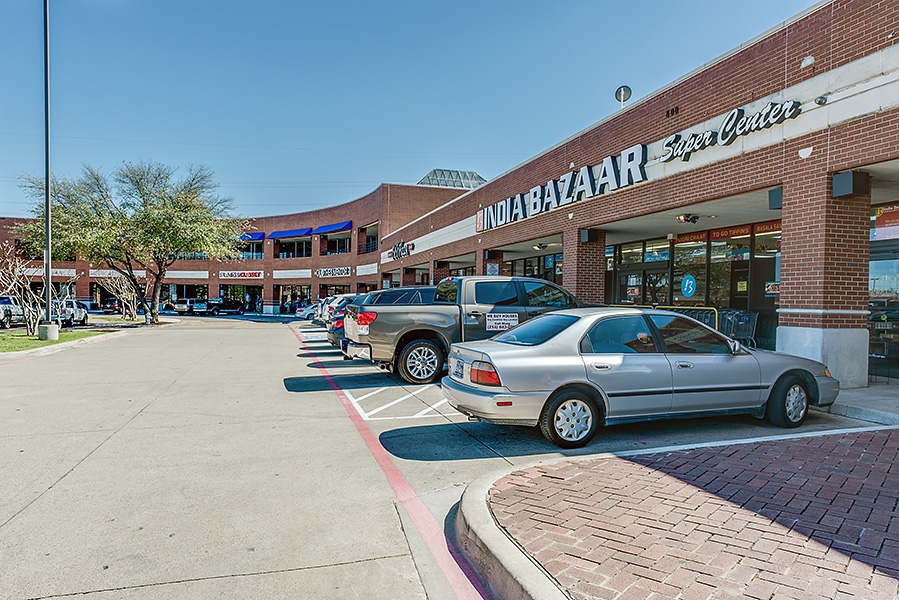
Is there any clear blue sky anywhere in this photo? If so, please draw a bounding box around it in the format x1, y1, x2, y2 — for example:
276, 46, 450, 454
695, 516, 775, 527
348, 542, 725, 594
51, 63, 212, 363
0, 0, 820, 219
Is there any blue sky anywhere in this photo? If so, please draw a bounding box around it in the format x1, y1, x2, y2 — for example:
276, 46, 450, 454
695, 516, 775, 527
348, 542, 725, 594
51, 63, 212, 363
0, 0, 820, 219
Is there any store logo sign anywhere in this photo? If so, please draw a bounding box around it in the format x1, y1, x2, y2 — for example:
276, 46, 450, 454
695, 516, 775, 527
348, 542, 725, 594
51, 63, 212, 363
315, 266, 351, 278
476, 144, 647, 232
220, 270, 263, 279
388, 241, 414, 260
661, 100, 802, 163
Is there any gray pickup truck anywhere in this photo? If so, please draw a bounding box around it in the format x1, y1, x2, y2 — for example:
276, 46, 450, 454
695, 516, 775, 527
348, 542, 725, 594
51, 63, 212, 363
0, 295, 26, 329
343, 276, 586, 384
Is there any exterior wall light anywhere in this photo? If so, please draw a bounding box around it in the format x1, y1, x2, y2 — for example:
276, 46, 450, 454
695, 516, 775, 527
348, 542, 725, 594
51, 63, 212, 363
675, 214, 699, 224
814, 96, 828, 105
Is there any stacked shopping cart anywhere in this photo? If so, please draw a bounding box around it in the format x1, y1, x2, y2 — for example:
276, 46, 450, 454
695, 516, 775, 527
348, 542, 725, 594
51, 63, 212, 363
718, 309, 759, 348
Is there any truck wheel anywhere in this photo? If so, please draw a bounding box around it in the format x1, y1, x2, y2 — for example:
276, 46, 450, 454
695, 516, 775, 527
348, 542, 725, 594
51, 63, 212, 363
80, 315, 88, 326
767, 374, 808, 428
398, 339, 444, 384
539, 390, 599, 449
1, 313, 9, 329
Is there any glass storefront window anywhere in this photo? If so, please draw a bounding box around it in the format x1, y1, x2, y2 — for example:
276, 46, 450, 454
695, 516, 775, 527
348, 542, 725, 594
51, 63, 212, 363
709, 226, 751, 309
644, 238, 670, 262
621, 242, 642, 264
672, 233, 707, 306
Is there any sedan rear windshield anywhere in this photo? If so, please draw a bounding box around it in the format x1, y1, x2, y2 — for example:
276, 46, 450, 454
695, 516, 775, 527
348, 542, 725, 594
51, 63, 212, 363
492, 314, 579, 346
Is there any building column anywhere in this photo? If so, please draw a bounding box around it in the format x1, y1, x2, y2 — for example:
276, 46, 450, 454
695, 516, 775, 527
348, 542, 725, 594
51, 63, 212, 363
777, 171, 870, 388
430, 260, 451, 284
477, 250, 503, 276
562, 227, 606, 304
401, 267, 417, 286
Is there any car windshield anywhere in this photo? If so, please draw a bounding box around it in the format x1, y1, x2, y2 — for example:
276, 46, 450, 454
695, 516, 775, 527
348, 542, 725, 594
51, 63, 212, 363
492, 314, 579, 346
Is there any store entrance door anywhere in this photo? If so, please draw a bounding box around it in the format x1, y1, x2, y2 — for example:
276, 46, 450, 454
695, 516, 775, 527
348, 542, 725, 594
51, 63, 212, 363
617, 264, 670, 305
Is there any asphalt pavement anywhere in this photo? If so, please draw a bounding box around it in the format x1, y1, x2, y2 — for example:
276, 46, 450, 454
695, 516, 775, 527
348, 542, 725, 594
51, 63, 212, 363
455, 386, 899, 600
4, 318, 899, 600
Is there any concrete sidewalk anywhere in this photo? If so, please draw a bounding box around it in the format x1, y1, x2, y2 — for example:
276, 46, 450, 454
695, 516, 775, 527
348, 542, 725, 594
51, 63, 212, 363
456, 387, 899, 600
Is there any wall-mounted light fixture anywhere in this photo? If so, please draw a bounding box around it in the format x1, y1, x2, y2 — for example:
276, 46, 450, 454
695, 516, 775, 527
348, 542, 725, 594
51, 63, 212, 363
675, 213, 700, 224
533, 243, 548, 251
814, 95, 828, 106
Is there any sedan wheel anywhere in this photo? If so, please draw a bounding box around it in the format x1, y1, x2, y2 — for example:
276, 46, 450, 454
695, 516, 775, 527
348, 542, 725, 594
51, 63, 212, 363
540, 391, 599, 449
398, 339, 444, 384
768, 375, 808, 428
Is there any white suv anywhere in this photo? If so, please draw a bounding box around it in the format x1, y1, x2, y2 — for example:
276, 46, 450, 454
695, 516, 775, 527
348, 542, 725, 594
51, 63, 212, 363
53, 299, 89, 327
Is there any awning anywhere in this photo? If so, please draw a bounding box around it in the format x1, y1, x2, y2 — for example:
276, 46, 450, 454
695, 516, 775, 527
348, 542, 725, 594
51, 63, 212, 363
239, 232, 265, 242
268, 228, 313, 239
311, 220, 352, 235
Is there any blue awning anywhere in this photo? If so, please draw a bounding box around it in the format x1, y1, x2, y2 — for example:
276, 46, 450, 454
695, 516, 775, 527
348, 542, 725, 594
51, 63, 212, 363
239, 232, 265, 242
268, 228, 313, 239
311, 220, 352, 235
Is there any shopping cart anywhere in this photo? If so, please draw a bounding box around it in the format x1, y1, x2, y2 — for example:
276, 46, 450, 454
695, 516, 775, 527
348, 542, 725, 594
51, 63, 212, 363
718, 310, 759, 348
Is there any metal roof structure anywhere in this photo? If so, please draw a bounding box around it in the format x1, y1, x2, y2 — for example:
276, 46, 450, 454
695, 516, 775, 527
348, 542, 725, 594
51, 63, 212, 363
417, 169, 486, 190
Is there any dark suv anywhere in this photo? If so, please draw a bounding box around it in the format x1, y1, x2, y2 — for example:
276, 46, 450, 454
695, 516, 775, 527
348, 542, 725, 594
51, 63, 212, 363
204, 297, 245, 315
101, 297, 122, 314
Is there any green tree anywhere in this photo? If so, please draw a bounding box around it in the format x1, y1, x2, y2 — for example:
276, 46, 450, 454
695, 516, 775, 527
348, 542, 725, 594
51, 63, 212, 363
20, 162, 249, 323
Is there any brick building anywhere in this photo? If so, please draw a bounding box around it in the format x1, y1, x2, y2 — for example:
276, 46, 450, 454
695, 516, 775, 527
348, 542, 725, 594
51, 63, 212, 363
3, 0, 897, 388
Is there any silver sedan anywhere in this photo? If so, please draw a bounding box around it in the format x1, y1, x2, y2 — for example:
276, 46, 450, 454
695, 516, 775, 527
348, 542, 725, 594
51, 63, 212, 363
441, 307, 840, 448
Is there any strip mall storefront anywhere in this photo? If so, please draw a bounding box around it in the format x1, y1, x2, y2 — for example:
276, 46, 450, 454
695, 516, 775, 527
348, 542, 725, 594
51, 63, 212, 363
379, 0, 899, 389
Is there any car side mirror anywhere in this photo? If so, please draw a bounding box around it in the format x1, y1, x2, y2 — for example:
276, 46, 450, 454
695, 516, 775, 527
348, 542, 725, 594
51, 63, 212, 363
728, 338, 743, 354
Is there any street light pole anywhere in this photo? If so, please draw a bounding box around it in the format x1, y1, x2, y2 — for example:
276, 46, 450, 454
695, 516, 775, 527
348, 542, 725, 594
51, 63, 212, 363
43, 0, 52, 322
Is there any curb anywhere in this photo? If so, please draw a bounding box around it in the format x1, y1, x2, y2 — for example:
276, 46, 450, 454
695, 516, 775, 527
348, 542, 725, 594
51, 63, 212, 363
828, 401, 899, 425
456, 466, 568, 600
0, 319, 178, 359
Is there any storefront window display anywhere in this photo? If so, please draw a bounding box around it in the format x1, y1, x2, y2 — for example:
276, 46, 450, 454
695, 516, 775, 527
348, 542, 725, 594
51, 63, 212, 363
220, 284, 263, 312
276, 284, 310, 313
708, 225, 751, 309
868, 203, 899, 379
672, 232, 707, 306
501, 253, 562, 283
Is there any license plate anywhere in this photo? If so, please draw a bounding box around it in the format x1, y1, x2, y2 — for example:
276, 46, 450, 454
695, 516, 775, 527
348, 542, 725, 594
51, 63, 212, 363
453, 358, 464, 379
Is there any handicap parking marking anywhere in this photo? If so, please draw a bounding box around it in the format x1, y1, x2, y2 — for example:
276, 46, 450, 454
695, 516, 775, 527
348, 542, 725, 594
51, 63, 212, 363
344, 385, 458, 421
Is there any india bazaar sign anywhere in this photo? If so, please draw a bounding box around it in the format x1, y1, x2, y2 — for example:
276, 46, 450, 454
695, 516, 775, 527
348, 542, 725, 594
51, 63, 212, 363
477, 144, 647, 232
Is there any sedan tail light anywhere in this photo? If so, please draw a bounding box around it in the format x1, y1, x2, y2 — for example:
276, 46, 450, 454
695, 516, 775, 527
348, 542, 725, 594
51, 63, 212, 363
471, 361, 501, 386
333, 319, 344, 329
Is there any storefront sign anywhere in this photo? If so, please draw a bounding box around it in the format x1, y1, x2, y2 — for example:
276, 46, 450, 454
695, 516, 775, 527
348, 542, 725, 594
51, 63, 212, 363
710, 225, 751, 240
681, 275, 697, 298
674, 231, 708, 244
315, 267, 351, 278
220, 270, 263, 279
388, 241, 415, 260
873, 205, 899, 240
765, 281, 781, 297
754, 220, 782, 235
661, 100, 802, 163
476, 144, 647, 232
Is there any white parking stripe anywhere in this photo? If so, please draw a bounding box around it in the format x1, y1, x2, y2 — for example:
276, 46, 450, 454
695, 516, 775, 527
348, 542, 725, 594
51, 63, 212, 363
342, 389, 369, 420
367, 390, 422, 417
414, 399, 448, 417
353, 387, 389, 402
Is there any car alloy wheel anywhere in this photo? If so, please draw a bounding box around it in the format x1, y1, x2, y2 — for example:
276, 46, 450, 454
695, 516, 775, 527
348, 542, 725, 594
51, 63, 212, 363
398, 339, 444, 384
768, 374, 808, 428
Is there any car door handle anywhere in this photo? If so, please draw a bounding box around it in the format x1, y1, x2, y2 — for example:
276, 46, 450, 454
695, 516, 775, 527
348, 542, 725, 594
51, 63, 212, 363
467, 311, 483, 318
676, 361, 694, 369
591, 363, 611, 371
527, 310, 541, 316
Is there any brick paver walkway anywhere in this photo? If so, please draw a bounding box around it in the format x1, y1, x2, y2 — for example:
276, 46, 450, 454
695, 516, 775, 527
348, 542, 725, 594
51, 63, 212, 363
490, 430, 899, 600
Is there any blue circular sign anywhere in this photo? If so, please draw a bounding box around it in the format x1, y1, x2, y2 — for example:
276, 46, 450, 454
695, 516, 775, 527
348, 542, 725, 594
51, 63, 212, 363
681, 275, 697, 298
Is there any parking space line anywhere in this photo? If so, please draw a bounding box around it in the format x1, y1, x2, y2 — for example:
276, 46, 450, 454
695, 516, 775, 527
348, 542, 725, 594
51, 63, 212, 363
414, 399, 448, 417
366, 387, 429, 417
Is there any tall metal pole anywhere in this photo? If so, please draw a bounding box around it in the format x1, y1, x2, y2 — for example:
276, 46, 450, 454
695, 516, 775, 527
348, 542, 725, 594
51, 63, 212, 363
43, 0, 52, 321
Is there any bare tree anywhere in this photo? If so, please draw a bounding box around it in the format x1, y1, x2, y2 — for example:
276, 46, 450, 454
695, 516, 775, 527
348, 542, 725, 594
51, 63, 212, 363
96, 275, 139, 320
0, 241, 72, 335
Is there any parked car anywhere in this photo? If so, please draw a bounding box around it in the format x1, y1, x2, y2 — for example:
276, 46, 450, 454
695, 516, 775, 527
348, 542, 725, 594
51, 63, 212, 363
173, 298, 206, 315
343, 276, 585, 384
296, 304, 317, 320
441, 307, 840, 449
322, 294, 360, 323
203, 297, 245, 315
101, 297, 122, 314
327, 306, 349, 347
0, 295, 26, 328
52, 298, 89, 327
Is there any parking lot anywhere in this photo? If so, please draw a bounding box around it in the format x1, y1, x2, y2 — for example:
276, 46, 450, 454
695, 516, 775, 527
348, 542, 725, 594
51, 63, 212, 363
0, 316, 878, 600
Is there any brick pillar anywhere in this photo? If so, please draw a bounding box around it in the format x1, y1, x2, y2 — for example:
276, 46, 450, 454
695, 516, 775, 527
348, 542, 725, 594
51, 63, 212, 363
778, 170, 870, 388
355, 228, 367, 254
562, 227, 606, 304
479, 250, 503, 276
430, 261, 451, 285
318, 235, 328, 256
401, 267, 417, 286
